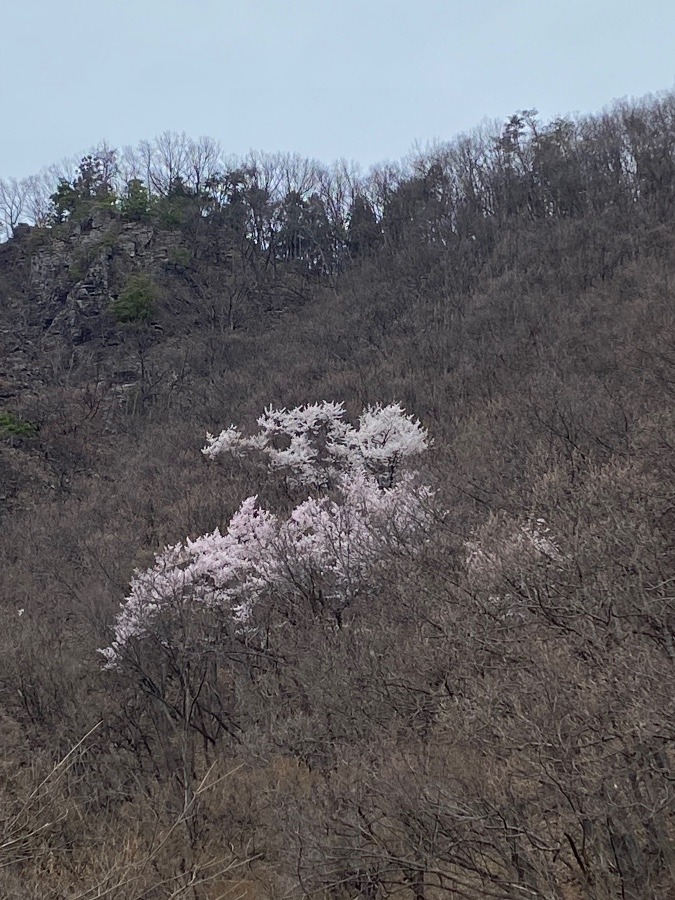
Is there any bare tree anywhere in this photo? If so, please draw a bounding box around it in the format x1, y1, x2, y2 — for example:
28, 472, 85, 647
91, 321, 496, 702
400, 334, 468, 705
151, 131, 191, 195
186, 135, 222, 195
0, 177, 28, 238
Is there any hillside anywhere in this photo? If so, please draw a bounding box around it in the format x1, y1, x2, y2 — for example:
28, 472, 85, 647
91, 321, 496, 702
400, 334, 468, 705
0, 93, 673, 899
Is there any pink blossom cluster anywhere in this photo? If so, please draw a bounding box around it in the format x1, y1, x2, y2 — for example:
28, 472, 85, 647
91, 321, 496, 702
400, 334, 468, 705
102, 404, 433, 666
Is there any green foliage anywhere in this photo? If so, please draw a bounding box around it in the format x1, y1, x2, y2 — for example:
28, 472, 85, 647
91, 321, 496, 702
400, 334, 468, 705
75, 154, 116, 202
166, 246, 191, 272
0, 412, 37, 439
110, 274, 156, 324
120, 179, 151, 221
50, 179, 80, 223
49, 152, 118, 223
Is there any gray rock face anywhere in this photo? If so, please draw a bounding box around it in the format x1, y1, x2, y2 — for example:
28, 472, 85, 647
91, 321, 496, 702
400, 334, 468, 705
29, 218, 178, 346
0, 214, 187, 406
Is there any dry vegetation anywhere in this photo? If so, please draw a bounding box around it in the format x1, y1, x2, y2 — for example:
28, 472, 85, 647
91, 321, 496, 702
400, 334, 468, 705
0, 92, 673, 898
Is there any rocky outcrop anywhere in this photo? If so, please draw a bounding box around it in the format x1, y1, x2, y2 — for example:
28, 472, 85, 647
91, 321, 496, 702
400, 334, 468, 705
28, 213, 180, 346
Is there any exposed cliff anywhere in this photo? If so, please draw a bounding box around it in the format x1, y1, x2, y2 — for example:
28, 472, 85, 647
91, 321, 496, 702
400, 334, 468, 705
28, 212, 181, 345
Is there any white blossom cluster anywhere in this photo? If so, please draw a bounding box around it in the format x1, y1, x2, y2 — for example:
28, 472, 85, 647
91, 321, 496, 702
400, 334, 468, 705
202, 401, 429, 488
102, 404, 432, 667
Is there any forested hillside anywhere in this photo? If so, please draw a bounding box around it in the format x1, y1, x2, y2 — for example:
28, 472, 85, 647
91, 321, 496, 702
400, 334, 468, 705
0, 91, 673, 899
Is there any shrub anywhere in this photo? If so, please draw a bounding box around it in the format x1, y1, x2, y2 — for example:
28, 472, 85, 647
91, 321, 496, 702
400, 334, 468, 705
110, 274, 156, 324
0, 412, 37, 439
166, 246, 191, 272
120, 179, 151, 221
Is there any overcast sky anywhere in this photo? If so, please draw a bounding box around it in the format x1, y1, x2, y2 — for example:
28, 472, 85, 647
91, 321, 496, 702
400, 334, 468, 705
2, 0, 674, 179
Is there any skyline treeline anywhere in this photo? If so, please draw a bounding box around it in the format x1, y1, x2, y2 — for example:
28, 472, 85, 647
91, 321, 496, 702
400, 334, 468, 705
1, 89, 674, 263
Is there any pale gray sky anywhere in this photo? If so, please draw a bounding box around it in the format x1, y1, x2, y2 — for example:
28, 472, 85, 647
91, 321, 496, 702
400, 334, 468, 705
2, 0, 674, 178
